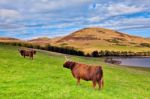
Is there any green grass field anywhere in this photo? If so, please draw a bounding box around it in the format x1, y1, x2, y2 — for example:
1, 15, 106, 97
0, 45, 150, 99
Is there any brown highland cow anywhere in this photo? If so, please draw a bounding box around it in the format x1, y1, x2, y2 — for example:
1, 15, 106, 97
63, 56, 104, 89
18, 49, 36, 59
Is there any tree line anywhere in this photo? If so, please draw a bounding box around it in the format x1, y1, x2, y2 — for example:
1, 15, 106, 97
0, 42, 150, 57
91, 50, 150, 57
0, 42, 84, 56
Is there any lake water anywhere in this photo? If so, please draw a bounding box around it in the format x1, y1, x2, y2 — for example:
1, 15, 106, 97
112, 57, 150, 67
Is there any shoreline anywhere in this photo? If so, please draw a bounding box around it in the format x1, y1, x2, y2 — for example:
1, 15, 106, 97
105, 57, 150, 68
105, 56, 150, 58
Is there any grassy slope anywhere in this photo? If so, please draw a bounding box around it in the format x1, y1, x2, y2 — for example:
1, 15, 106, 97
0, 45, 150, 99
59, 41, 150, 53
55, 28, 150, 53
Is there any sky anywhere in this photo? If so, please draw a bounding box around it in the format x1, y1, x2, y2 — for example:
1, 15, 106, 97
0, 0, 150, 40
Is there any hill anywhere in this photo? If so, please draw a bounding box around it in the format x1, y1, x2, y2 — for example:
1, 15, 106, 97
0, 45, 150, 98
1, 27, 150, 53
54, 27, 150, 53
29, 37, 62, 46
0, 37, 21, 43
57, 27, 148, 42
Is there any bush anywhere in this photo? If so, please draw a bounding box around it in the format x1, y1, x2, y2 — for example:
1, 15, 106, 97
140, 43, 150, 47
92, 51, 99, 57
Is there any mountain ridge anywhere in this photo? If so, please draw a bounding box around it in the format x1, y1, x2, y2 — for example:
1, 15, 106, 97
0, 27, 150, 53
53, 27, 150, 52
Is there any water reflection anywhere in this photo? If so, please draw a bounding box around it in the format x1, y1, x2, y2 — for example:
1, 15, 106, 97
108, 57, 150, 67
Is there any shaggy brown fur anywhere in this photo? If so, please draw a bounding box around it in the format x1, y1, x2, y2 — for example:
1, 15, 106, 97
63, 61, 104, 89
18, 49, 36, 59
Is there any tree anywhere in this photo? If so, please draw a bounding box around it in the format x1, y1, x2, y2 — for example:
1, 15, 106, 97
92, 51, 99, 57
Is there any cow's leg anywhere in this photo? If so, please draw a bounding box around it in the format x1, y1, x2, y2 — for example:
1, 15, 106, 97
31, 54, 33, 60
32, 55, 33, 60
92, 80, 97, 88
98, 80, 101, 90
98, 79, 103, 90
31, 56, 33, 60
77, 77, 80, 85
101, 79, 104, 88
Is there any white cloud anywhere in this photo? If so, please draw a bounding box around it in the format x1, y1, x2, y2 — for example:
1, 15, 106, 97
0, 9, 21, 19
100, 17, 150, 30
87, 16, 102, 23
107, 3, 145, 16
28, 0, 92, 13
80, 16, 150, 31
0, 0, 150, 39
92, 2, 146, 17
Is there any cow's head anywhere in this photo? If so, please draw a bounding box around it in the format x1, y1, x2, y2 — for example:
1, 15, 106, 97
63, 61, 76, 69
18, 49, 25, 56
33, 50, 36, 54
31, 50, 36, 55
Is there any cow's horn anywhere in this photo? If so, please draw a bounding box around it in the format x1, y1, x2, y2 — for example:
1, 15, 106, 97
65, 55, 69, 61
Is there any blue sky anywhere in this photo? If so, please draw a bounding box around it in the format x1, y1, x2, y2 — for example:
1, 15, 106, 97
0, 0, 150, 40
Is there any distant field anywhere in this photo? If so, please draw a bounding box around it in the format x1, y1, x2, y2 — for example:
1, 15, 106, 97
62, 42, 150, 53
0, 45, 150, 99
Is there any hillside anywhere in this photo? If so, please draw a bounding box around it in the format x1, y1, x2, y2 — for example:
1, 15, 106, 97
57, 27, 148, 42
54, 27, 150, 53
0, 45, 150, 98
0, 37, 21, 43
1, 27, 150, 53
29, 37, 62, 46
